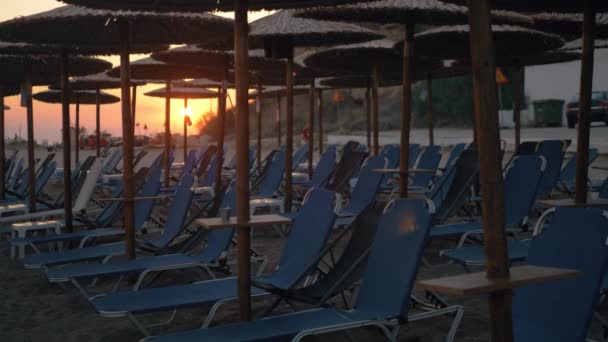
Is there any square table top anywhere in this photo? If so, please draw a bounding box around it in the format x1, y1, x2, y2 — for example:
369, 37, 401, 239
195, 214, 292, 229
536, 198, 608, 208
415, 265, 580, 296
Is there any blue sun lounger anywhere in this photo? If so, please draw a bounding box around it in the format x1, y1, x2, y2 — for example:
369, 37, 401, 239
410, 145, 442, 190
293, 149, 337, 190
143, 199, 463, 342
534, 140, 568, 199
430, 155, 545, 239
10, 167, 162, 254
88, 188, 337, 336
557, 148, 599, 194
45, 181, 245, 297
22, 174, 194, 269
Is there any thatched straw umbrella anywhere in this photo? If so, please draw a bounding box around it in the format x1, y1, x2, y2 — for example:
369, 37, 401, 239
303, 39, 441, 152
153, 46, 288, 170
561, 38, 608, 51
34, 89, 120, 162
413, 25, 567, 152
297, 0, 531, 199
0, 52, 110, 213
145, 86, 218, 163
107, 57, 221, 187
533, 12, 608, 39
59, 0, 371, 321
249, 10, 382, 211
50, 72, 147, 157
0, 84, 21, 200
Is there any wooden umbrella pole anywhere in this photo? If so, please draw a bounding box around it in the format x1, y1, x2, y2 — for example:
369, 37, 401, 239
256, 83, 263, 169
214, 57, 229, 199
399, 23, 414, 198
466, 1, 513, 341
0, 87, 5, 200
276, 95, 282, 146
371, 64, 380, 156
132, 84, 137, 138
25, 65, 36, 213
60, 49, 73, 232
95, 86, 101, 157
427, 74, 434, 146
317, 89, 324, 154
365, 80, 372, 151
575, 3, 596, 204
164, 80, 172, 186
184, 98, 188, 163
512, 66, 523, 154
234, 0, 252, 321
75, 94, 80, 164
285, 53, 295, 213
307, 77, 315, 180
119, 19, 136, 260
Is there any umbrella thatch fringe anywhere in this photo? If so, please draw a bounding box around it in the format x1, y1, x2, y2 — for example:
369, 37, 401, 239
33, 89, 119, 104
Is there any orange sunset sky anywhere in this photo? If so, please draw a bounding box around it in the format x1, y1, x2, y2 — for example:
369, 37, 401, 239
2, 1, 272, 144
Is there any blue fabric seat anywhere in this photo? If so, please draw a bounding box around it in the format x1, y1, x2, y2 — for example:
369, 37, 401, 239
22, 174, 194, 268
410, 145, 442, 189
89, 188, 337, 336
144, 199, 459, 342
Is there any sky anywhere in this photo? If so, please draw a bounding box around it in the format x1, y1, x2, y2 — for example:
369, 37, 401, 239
1, 1, 272, 144
2, 1, 608, 143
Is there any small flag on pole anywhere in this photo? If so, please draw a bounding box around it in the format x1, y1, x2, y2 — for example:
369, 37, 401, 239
495, 68, 509, 84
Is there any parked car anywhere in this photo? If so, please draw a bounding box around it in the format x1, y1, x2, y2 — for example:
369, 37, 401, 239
566, 91, 608, 128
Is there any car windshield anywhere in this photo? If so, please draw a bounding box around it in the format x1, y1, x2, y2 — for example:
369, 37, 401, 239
592, 92, 606, 100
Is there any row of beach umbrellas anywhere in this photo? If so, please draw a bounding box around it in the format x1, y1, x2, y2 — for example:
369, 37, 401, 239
0, 1, 606, 340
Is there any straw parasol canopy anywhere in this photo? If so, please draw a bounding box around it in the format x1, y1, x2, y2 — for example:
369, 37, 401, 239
533, 12, 608, 39
0, 84, 22, 97
0, 54, 112, 85
152, 46, 287, 71
249, 85, 320, 98
58, 0, 369, 11
320, 74, 401, 88
33, 89, 120, 104
411, 25, 565, 59
249, 10, 383, 48
296, 0, 533, 26
144, 86, 218, 99
106, 57, 214, 81
561, 38, 608, 51
0, 5, 232, 54
174, 78, 234, 89
440, 0, 608, 12
49, 72, 146, 91
303, 39, 442, 75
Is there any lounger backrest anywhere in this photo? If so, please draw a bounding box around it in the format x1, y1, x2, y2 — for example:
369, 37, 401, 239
151, 152, 163, 168
356, 199, 431, 319
73, 159, 103, 213
411, 145, 442, 188
263, 188, 336, 289
96, 182, 125, 226
342, 155, 385, 215
182, 150, 197, 175
408, 144, 422, 168
197, 182, 237, 260
432, 148, 479, 224
535, 140, 566, 198
299, 205, 381, 302
516, 141, 539, 155
326, 150, 368, 193
503, 155, 544, 227
5, 156, 16, 184
103, 148, 122, 174
195, 145, 218, 178
445, 143, 467, 168
379, 145, 400, 187
194, 144, 209, 166
9, 158, 23, 191
148, 173, 194, 248
558, 148, 598, 186
342, 141, 360, 153
427, 157, 458, 211
199, 155, 218, 187
258, 148, 286, 198
291, 144, 309, 169
512, 208, 608, 341
34, 161, 56, 195
133, 166, 162, 229
599, 177, 608, 199
310, 150, 337, 188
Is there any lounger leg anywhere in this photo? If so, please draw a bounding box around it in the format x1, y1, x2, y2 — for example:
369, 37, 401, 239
408, 305, 464, 342
202, 298, 237, 328
71, 278, 91, 298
